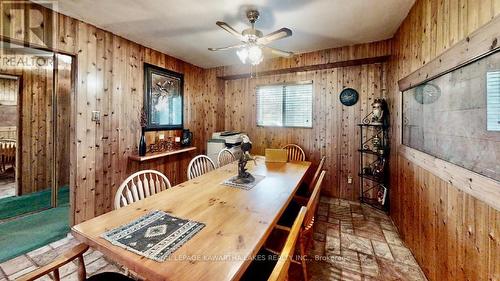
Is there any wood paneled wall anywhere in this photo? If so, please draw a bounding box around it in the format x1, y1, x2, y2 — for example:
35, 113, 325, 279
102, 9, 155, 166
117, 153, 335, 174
387, 1, 500, 280
223, 63, 386, 200
0, 1, 223, 223
395, 154, 499, 281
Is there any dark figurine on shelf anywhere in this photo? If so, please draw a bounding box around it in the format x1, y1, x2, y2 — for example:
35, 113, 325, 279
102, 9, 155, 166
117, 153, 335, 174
234, 135, 255, 184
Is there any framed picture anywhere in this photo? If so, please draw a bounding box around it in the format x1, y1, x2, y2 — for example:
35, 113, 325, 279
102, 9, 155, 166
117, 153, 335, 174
143, 63, 184, 130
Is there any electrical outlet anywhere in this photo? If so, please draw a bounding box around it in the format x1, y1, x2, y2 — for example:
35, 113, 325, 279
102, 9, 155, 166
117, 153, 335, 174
91, 111, 100, 123
159, 134, 165, 140
347, 176, 353, 184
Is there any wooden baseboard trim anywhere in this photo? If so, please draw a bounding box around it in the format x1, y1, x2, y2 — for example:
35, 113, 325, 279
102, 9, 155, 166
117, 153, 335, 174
398, 145, 500, 211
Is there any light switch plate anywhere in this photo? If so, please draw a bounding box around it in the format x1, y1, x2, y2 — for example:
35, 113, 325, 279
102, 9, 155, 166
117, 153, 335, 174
91, 111, 100, 122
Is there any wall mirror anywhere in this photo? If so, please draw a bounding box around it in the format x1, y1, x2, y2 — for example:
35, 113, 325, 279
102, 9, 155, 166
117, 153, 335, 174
402, 50, 500, 181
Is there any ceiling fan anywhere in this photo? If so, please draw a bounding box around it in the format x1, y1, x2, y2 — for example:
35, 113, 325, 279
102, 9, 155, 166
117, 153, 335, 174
208, 10, 293, 65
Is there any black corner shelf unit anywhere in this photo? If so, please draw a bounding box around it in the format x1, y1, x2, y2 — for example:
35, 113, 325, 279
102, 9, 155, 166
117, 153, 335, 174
358, 101, 389, 211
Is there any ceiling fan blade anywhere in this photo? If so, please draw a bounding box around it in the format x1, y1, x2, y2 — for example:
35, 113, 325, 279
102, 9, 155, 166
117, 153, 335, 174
208, 44, 245, 51
257, 28, 292, 45
263, 46, 294, 58
216, 21, 246, 42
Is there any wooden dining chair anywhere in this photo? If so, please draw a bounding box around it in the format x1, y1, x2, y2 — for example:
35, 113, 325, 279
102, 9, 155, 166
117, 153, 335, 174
240, 206, 307, 281
217, 148, 236, 167
295, 156, 326, 198
17, 244, 134, 281
0, 140, 15, 173
114, 170, 172, 209
187, 155, 216, 180
272, 171, 326, 281
281, 144, 306, 161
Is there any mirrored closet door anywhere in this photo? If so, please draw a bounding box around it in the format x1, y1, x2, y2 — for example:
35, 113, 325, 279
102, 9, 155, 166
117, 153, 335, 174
0, 42, 73, 220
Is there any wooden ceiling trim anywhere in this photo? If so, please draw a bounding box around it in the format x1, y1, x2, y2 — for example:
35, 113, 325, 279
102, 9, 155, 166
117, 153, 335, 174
398, 14, 500, 91
218, 55, 390, 80
399, 145, 500, 211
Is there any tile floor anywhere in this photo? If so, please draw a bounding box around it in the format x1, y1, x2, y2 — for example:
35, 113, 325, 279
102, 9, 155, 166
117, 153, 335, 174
0, 197, 426, 281
306, 197, 427, 281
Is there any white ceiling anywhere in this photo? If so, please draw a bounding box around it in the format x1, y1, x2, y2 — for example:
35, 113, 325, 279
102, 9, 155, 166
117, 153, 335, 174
40, 0, 415, 68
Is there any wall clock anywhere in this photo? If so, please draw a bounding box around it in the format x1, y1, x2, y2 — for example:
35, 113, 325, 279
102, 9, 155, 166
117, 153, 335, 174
339, 88, 359, 106
413, 83, 441, 104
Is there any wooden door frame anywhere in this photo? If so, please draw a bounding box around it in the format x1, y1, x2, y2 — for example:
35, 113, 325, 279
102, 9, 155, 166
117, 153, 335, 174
51, 53, 77, 209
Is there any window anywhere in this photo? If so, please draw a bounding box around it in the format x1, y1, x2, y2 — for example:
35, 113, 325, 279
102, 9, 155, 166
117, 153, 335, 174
256, 82, 313, 128
487, 71, 500, 131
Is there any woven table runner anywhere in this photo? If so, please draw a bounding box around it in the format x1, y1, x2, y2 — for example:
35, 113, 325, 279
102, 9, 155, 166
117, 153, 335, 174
101, 210, 205, 262
222, 175, 265, 190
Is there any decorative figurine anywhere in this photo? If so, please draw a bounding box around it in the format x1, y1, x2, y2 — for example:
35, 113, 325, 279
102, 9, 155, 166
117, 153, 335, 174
371, 135, 381, 152
371, 99, 385, 125
234, 135, 255, 184
371, 158, 386, 178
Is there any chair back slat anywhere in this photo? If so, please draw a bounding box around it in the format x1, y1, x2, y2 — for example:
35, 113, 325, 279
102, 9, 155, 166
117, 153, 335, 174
187, 155, 216, 180
308, 156, 326, 193
125, 186, 134, 205
268, 206, 307, 281
147, 174, 155, 195
153, 174, 160, 193
282, 144, 306, 161
304, 171, 326, 230
114, 170, 172, 209
130, 181, 139, 202
121, 196, 128, 207
137, 178, 145, 200
217, 148, 236, 167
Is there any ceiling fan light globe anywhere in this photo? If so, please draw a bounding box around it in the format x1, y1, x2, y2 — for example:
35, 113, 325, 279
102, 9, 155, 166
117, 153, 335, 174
248, 45, 263, 65
236, 47, 248, 64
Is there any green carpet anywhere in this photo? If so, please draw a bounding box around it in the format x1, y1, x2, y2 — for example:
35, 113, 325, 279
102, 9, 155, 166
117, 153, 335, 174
0, 186, 69, 220
0, 205, 70, 262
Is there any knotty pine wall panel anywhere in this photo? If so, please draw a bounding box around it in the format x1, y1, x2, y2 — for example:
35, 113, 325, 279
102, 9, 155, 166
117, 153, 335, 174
223, 63, 386, 200
70, 23, 219, 223
387, 1, 500, 280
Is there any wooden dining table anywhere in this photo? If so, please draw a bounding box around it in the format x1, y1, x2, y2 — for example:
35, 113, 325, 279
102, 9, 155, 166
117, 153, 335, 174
72, 156, 311, 281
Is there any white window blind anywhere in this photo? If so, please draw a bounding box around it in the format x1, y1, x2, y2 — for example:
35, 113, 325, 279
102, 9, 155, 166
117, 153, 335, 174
487, 71, 500, 131
256, 82, 313, 128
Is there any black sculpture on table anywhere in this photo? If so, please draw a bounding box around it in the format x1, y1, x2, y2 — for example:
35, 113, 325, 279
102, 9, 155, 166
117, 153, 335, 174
235, 135, 255, 184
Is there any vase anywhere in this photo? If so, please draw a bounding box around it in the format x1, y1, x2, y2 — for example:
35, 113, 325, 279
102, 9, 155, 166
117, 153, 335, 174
139, 130, 146, 156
